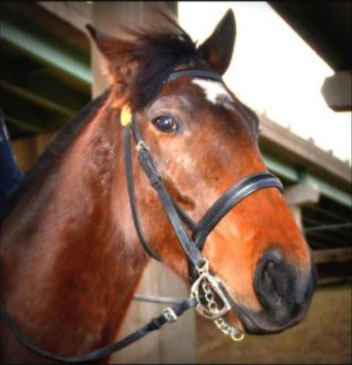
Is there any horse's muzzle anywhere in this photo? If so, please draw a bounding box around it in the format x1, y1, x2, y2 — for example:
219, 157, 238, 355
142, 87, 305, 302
227, 247, 317, 334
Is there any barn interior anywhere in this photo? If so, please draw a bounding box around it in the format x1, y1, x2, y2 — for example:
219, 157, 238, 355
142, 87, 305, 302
1, 2, 351, 363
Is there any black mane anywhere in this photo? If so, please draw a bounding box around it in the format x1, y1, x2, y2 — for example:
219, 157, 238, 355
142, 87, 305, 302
0, 89, 110, 223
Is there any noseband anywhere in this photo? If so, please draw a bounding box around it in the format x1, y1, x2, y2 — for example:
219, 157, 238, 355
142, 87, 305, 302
0, 69, 283, 363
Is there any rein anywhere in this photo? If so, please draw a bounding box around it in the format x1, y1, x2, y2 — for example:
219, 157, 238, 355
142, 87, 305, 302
0, 69, 283, 363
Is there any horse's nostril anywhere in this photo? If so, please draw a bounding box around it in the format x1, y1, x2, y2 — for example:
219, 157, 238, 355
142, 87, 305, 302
251, 248, 316, 330
265, 261, 276, 280
261, 260, 284, 302
263, 261, 275, 282
254, 248, 295, 308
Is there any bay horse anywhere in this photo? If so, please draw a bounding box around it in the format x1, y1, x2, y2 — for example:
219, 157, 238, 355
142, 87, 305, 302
0, 9, 316, 364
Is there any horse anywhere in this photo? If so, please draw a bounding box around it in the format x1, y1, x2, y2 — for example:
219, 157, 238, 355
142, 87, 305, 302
0, 9, 317, 364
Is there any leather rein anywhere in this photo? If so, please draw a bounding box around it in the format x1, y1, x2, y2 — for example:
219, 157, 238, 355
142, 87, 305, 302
0, 69, 283, 363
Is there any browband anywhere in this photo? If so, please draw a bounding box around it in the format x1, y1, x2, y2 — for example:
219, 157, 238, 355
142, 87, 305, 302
166, 69, 222, 83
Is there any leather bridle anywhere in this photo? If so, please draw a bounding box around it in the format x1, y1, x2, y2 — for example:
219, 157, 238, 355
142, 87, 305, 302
124, 68, 283, 326
0, 69, 283, 363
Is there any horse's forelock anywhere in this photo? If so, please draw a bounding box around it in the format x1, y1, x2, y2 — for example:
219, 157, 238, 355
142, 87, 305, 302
128, 32, 199, 110
108, 19, 201, 111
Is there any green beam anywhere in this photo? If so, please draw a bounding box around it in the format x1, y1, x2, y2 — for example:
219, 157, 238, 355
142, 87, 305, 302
262, 150, 351, 208
21, 74, 90, 112
1, 80, 75, 117
5, 115, 44, 133
262, 152, 299, 182
302, 173, 352, 208
0, 20, 92, 86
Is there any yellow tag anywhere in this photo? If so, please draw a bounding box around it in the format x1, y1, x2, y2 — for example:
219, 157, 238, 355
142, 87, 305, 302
120, 105, 132, 126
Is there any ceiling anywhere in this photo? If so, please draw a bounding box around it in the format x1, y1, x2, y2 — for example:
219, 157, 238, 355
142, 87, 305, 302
269, 1, 351, 112
0, 2, 91, 139
269, 1, 351, 71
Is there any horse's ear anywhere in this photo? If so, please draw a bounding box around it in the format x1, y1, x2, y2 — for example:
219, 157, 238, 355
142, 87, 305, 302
86, 24, 137, 84
197, 9, 236, 75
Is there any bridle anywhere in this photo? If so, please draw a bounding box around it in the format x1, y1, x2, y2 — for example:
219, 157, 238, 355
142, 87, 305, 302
0, 69, 283, 363
124, 68, 283, 333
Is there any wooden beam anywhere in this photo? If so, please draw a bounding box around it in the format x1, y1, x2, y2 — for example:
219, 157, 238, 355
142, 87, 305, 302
5, 115, 44, 134
284, 183, 320, 206
322, 71, 352, 112
37, 1, 91, 33
316, 261, 352, 282
262, 152, 299, 182
262, 149, 351, 208
313, 248, 352, 264
289, 205, 303, 228
1, 20, 92, 86
303, 173, 352, 208
284, 183, 320, 229
259, 114, 351, 186
1, 80, 75, 117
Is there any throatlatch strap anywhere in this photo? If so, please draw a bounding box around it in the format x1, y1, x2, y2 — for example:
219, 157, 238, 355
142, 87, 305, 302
0, 299, 197, 363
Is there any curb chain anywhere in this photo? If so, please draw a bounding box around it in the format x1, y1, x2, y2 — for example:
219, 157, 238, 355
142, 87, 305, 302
201, 280, 245, 342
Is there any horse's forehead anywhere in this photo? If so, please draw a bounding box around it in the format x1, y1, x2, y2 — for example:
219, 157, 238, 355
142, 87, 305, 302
191, 78, 234, 110
147, 77, 244, 120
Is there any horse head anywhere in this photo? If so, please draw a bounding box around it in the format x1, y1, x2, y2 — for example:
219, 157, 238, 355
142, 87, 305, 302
87, 9, 316, 336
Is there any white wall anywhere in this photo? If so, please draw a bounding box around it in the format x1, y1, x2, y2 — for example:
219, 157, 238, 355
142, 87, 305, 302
178, 1, 351, 164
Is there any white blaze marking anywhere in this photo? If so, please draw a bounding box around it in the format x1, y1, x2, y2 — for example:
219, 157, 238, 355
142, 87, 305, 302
192, 79, 233, 108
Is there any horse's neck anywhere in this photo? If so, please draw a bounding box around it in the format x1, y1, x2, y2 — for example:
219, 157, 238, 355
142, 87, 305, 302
0, 100, 149, 356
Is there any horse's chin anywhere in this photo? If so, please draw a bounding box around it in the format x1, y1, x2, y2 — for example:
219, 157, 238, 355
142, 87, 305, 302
216, 276, 311, 335
226, 297, 308, 335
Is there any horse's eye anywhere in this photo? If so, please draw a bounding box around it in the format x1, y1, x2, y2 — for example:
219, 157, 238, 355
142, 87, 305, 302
151, 115, 179, 133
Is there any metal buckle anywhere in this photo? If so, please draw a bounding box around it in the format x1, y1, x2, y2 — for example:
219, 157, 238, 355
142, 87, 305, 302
196, 258, 209, 275
162, 307, 178, 322
136, 140, 149, 152
190, 272, 231, 319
